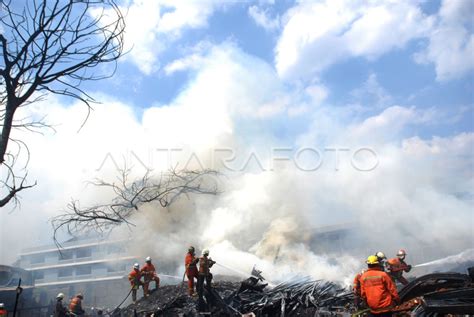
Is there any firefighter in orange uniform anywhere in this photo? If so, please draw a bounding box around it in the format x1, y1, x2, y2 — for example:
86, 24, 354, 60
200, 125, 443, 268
387, 249, 412, 285
197, 249, 215, 300
360, 255, 400, 317
352, 269, 366, 308
128, 263, 144, 303
0, 303, 7, 316
185, 246, 199, 296
69, 293, 85, 316
141, 256, 160, 296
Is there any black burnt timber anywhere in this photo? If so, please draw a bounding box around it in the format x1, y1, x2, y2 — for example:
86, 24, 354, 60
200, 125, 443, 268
421, 287, 474, 315
398, 272, 471, 302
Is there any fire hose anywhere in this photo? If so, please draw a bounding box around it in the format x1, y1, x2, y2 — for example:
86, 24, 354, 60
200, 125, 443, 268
110, 287, 133, 315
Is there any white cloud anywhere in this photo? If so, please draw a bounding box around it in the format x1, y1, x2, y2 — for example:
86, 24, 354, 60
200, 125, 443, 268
305, 84, 329, 105
111, 0, 228, 74
275, 0, 434, 80
248, 5, 280, 31
164, 41, 212, 75
414, 0, 474, 81
350, 73, 393, 108
164, 53, 206, 75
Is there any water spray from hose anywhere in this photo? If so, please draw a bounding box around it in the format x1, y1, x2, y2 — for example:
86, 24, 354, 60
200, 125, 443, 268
414, 249, 474, 268
215, 262, 276, 287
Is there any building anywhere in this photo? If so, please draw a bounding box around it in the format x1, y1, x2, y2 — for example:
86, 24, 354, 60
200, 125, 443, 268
0, 265, 36, 315
17, 237, 138, 312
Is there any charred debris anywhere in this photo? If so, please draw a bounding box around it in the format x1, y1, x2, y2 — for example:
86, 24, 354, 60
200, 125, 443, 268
114, 267, 474, 317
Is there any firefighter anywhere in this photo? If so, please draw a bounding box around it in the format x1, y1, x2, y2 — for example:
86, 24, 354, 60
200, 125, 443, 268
69, 293, 85, 316
375, 251, 387, 271
141, 256, 160, 296
0, 303, 7, 316
387, 249, 412, 285
197, 249, 216, 300
128, 263, 144, 303
360, 255, 400, 316
185, 246, 199, 296
352, 269, 366, 308
54, 293, 68, 317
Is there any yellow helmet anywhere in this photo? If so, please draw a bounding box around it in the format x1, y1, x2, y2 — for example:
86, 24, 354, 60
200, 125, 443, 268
366, 255, 379, 265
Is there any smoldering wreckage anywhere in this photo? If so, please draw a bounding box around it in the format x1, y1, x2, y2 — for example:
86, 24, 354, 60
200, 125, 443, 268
117, 271, 474, 317
2, 248, 473, 317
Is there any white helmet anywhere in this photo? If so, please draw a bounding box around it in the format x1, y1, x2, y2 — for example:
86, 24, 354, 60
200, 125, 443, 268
202, 249, 210, 256
375, 251, 386, 260
397, 249, 407, 257
56, 293, 65, 300
145, 256, 151, 262
133, 263, 140, 269
0, 303, 4, 308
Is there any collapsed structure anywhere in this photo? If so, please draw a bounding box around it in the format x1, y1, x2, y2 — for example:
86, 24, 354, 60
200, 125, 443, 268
114, 267, 474, 316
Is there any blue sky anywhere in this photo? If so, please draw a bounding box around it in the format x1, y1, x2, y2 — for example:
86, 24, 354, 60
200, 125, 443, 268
79, 0, 473, 140
1, 0, 473, 272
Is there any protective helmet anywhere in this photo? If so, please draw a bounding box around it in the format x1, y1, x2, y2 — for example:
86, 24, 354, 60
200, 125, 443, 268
56, 293, 65, 300
0, 303, 4, 308
366, 255, 379, 265
397, 249, 406, 257
145, 256, 151, 262
202, 249, 210, 256
76, 293, 84, 299
188, 246, 195, 252
375, 251, 386, 260
133, 263, 140, 269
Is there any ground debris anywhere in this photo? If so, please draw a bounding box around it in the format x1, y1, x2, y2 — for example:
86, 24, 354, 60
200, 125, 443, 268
115, 277, 353, 316
114, 268, 474, 317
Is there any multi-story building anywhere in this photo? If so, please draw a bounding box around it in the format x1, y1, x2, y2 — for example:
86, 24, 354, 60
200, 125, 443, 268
17, 237, 138, 311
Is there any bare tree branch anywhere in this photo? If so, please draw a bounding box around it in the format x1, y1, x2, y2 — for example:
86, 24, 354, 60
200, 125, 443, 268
51, 167, 221, 247
0, 0, 125, 207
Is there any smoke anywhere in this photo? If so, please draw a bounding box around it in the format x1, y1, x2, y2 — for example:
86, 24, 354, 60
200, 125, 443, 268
1, 43, 473, 287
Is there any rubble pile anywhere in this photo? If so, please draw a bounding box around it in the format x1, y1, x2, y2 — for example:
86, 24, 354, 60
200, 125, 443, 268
115, 277, 353, 316
116, 281, 242, 316
230, 277, 353, 316
114, 268, 474, 316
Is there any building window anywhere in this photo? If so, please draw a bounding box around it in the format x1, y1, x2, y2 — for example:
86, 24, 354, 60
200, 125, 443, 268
58, 268, 73, 278
107, 245, 124, 254
76, 248, 92, 259
107, 263, 126, 273
30, 254, 45, 264
58, 250, 73, 261
33, 271, 44, 281
106, 265, 116, 273
76, 266, 92, 276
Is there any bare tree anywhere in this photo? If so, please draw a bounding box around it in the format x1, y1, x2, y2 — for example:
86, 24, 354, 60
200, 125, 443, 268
51, 167, 221, 245
0, 0, 125, 207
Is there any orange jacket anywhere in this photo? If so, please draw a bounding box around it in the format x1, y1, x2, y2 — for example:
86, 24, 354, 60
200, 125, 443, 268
185, 253, 198, 273
128, 268, 142, 286
360, 267, 400, 313
198, 256, 215, 275
387, 257, 410, 273
352, 270, 365, 296
69, 296, 84, 314
141, 263, 157, 274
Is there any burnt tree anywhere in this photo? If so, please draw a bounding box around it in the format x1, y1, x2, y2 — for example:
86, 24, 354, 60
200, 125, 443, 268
0, 0, 125, 207
52, 167, 221, 245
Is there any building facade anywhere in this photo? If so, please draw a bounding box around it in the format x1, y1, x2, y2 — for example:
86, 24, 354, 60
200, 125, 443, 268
17, 237, 138, 312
